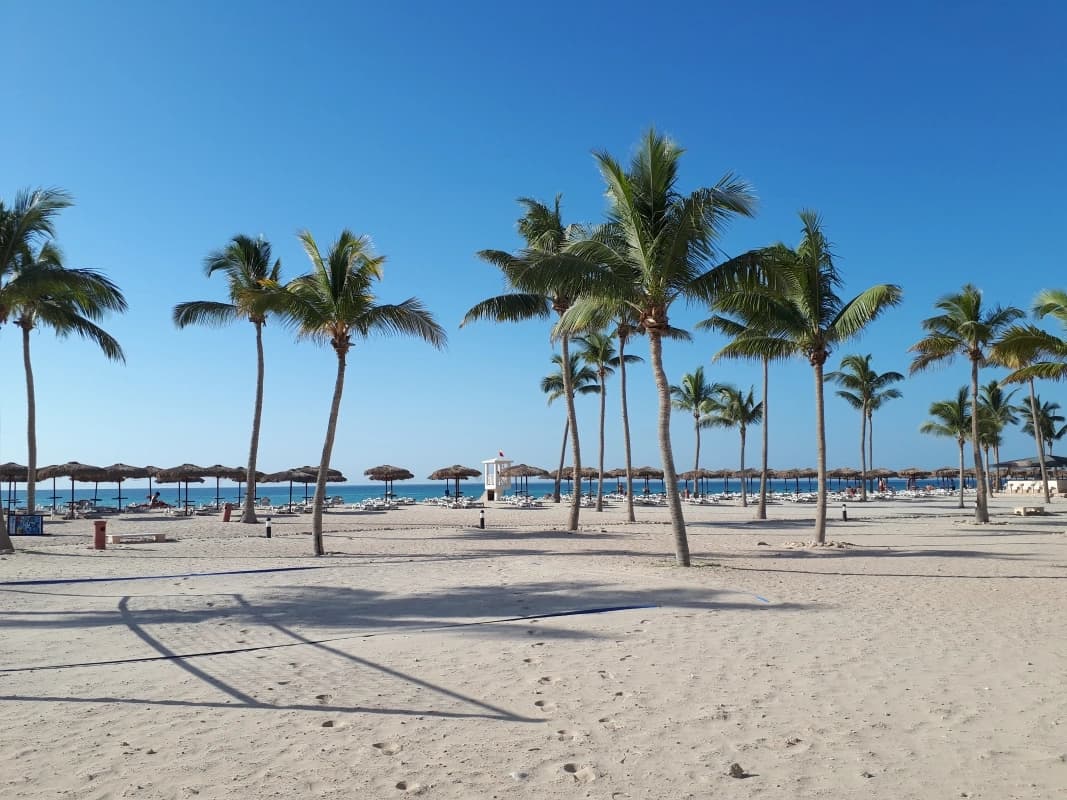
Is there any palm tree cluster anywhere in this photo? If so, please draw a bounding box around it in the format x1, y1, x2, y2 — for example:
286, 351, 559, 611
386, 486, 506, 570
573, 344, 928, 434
913, 284, 1067, 513
175, 229, 445, 556
0, 188, 126, 552
469, 131, 904, 557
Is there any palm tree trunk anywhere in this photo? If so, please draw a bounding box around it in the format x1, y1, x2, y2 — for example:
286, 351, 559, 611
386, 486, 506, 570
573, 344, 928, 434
596, 371, 606, 512
22, 324, 37, 513
957, 438, 966, 509
693, 413, 701, 473
868, 412, 875, 493
859, 405, 868, 502
757, 356, 768, 520
240, 320, 265, 524
814, 360, 828, 544
555, 418, 568, 503
739, 428, 748, 507
1028, 378, 1051, 504
311, 348, 347, 556
649, 331, 689, 565
970, 358, 989, 522
560, 334, 581, 531
983, 446, 993, 495
619, 333, 636, 523
993, 442, 1001, 496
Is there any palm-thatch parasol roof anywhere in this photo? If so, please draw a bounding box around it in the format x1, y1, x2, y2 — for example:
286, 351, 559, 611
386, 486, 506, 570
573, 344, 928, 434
364, 465, 415, 497
500, 464, 549, 495
37, 461, 107, 509
98, 463, 150, 510
428, 464, 481, 497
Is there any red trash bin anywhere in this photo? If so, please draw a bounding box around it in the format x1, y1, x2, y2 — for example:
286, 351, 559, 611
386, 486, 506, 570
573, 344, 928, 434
93, 520, 107, 550
222, 503, 233, 522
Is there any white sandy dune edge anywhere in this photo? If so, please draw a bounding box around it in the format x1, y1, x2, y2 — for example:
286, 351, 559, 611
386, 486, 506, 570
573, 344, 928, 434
1, 494, 1065, 799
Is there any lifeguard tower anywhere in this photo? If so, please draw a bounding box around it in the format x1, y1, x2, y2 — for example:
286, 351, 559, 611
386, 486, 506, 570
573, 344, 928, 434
482, 454, 513, 501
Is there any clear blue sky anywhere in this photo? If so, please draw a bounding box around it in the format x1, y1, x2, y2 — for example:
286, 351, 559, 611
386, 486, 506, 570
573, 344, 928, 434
3, 1, 1065, 483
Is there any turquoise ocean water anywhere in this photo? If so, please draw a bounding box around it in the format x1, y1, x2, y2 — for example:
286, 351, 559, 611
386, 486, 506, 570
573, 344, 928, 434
4, 476, 929, 511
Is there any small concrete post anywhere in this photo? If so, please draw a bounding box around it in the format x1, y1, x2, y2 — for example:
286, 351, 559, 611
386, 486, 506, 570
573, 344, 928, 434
841, 503, 848, 522
479, 509, 485, 529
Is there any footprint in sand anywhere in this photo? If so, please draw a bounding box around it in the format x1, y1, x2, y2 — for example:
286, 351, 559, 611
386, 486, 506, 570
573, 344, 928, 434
562, 763, 597, 783
537, 676, 558, 685
597, 670, 615, 680
534, 700, 557, 713
395, 780, 422, 792
555, 730, 577, 742
315, 694, 330, 705
373, 741, 403, 756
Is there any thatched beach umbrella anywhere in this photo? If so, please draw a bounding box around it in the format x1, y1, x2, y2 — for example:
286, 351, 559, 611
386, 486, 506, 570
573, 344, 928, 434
0, 462, 28, 512
679, 468, 716, 495
155, 464, 208, 508
291, 465, 347, 504
200, 464, 245, 508
501, 464, 549, 496
364, 465, 415, 498
37, 462, 107, 512
428, 464, 481, 498
632, 466, 664, 494
99, 463, 149, 511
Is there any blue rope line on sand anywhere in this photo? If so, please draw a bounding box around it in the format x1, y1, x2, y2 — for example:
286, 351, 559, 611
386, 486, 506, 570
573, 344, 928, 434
0, 604, 658, 674
0, 565, 325, 587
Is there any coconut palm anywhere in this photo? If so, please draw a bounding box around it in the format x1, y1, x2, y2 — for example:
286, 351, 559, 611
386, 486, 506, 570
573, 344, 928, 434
1021, 397, 1066, 456
546, 131, 756, 564
909, 285, 1022, 522
541, 353, 600, 503
919, 387, 972, 509
989, 322, 1066, 503
866, 371, 904, 487
701, 264, 792, 520
702, 385, 763, 507
173, 235, 284, 524
824, 354, 903, 501
0, 187, 73, 551
574, 332, 641, 511
463, 196, 589, 531
978, 379, 1019, 494
670, 366, 723, 476
716, 212, 901, 542
1, 242, 126, 512
282, 230, 446, 555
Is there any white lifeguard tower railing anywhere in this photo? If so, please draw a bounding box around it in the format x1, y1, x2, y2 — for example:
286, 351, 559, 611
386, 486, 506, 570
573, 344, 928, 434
482, 455, 513, 501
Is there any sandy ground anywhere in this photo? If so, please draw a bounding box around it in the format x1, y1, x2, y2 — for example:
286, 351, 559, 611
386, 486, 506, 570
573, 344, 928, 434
1, 493, 1065, 799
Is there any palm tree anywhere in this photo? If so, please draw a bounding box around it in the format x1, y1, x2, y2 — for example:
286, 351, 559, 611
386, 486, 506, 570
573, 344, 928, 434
825, 354, 903, 501
866, 371, 904, 487
541, 353, 600, 503
910, 285, 1023, 522
463, 196, 588, 531
670, 366, 722, 475
2, 242, 126, 512
919, 387, 972, 509
282, 230, 445, 555
174, 235, 283, 524
0, 187, 73, 551
549, 131, 755, 565
989, 322, 1065, 504
574, 332, 641, 510
978, 380, 1019, 494
1021, 397, 1066, 456
701, 269, 792, 520
702, 385, 763, 507
716, 212, 901, 542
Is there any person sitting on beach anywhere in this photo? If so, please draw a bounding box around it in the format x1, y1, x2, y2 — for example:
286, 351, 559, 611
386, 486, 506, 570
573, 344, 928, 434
148, 491, 171, 509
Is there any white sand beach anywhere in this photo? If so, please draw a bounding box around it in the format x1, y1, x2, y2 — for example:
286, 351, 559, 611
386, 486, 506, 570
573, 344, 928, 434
2, 494, 1065, 799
